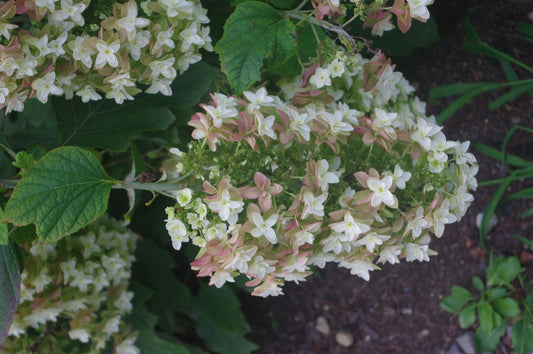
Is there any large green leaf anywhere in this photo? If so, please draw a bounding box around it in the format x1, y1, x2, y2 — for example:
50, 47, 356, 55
216, 1, 297, 93
129, 282, 190, 354
3, 147, 115, 242
512, 314, 533, 354
474, 322, 507, 353
276, 22, 325, 77
132, 239, 193, 333
0, 242, 21, 346
194, 284, 258, 354
492, 297, 520, 318
54, 97, 175, 152
372, 18, 439, 57
486, 256, 523, 287
0, 207, 7, 245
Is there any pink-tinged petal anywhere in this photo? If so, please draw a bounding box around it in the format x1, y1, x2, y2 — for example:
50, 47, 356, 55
354, 171, 369, 188
239, 186, 260, 199
202, 181, 217, 195
254, 172, 268, 189
429, 193, 440, 211
245, 278, 262, 287
270, 183, 282, 196
190, 254, 211, 268
259, 194, 272, 212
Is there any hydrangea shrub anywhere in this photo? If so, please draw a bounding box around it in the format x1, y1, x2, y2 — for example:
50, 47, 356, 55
1, 217, 138, 353
0, 0, 212, 113
164, 50, 478, 297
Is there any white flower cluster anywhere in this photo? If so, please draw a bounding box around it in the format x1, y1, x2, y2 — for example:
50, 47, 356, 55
2, 217, 139, 353
164, 49, 477, 297
0, 0, 212, 113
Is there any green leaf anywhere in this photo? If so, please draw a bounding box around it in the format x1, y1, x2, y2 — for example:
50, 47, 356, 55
429, 82, 489, 102
451, 285, 475, 300
440, 286, 474, 314
487, 256, 523, 286
493, 297, 521, 318
519, 22, 533, 39
488, 287, 508, 301
54, 97, 175, 152
459, 303, 477, 329
436, 87, 490, 124
3, 147, 115, 242
507, 187, 533, 201
17, 99, 57, 128
276, 22, 325, 76
132, 239, 193, 333
129, 282, 190, 354
500, 60, 519, 83
194, 284, 258, 354
512, 314, 533, 354
0, 242, 21, 346
372, 18, 439, 57
511, 234, 533, 248
472, 142, 532, 168
472, 276, 484, 292
490, 84, 533, 110
474, 322, 507, 353
0, 207, 7, 245
478, 302, 495, 333
215, 1, 297, 93
265, 0, 300, 9
479, 177, 513, 247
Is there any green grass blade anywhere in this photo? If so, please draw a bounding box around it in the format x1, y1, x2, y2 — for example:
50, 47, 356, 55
436, 88, 487, 124
480, 176, 514, 248
472, 142, 533, 168
500, 60, 519, 83
519, 22, 533, 39
505, 187, 533, 201
521, 208, 533, 218
490, 84, 533, 110
511, 234, 533, 248
429, 83, 492, 102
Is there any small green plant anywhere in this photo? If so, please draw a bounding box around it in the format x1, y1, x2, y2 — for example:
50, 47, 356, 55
441, 255, 533, 353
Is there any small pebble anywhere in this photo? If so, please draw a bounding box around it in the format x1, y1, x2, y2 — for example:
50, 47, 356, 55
419, 329, 430, 337
529, 11, 533, 21
336, 331, 354, 347
456, 332, 476, 354
476, 212, 498, 231
401, 308, 413, 315
315, 316, 330, 335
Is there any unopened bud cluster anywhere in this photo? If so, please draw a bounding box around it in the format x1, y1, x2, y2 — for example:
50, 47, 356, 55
2, 217, 139, 353
0, 0, 212, 113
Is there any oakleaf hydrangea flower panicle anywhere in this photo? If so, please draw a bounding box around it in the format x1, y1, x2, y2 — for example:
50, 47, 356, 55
2, 217, 139, 353
0, 0, 212, 113
165, 49, 477, 297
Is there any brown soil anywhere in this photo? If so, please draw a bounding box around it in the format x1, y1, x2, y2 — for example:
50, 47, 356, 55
240, 1, 533, 353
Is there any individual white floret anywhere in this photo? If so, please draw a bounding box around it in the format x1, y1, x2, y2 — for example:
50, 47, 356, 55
338, 259, 376, 281
68, 328, 91, 343
302, 192, 328, 219
367, 175, 396, 208
250, 211, 278, 244
407, 0, 434, 21
309, 67, 331, 88
209, 270, 235, 288
32, 72, 63, 104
